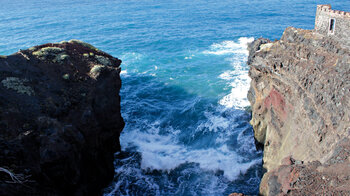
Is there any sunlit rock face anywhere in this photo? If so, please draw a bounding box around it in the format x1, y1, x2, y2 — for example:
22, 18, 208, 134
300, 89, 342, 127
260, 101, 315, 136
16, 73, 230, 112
248, 27, 350, 195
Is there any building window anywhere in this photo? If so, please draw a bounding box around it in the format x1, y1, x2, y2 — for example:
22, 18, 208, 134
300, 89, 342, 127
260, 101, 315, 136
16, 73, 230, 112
329, 18, 335, 34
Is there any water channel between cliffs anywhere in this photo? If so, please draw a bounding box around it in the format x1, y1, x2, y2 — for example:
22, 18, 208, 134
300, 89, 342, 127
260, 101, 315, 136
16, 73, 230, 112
3, 0, 346, 195
104, 37, 263, 195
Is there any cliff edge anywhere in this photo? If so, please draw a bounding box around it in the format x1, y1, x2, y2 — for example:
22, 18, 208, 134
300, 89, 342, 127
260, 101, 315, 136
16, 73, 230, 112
0, 40, 124, 195
248, 27, 350, 195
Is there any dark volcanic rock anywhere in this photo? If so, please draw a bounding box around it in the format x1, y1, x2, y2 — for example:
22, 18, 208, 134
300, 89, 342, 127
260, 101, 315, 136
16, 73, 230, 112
248, 27, 350, 195
0, 40, 124, 195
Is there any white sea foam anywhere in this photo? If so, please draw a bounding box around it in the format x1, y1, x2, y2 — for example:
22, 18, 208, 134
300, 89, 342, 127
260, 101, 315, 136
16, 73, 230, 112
205, 37, 254, 109
115, 37, 260, 192
196, 111, 230, 133
237, 128, 257, 155
203, 37, 254, 55
219, 71, 251, 108
121, 113, 260, 181
120, 70, 127, 75
105, 152, 161, 196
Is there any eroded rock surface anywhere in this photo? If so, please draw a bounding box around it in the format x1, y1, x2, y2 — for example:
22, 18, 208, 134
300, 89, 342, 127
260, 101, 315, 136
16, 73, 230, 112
0, 40, 124, 195
248, 27, 350, 195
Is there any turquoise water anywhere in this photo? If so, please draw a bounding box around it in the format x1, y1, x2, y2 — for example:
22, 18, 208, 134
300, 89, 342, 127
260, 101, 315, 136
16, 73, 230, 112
1, 0, 350, 195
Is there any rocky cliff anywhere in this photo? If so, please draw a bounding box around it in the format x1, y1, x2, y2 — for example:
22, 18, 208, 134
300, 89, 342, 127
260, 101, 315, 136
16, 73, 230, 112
248, 27, 350, 195
0, 40, 124, 195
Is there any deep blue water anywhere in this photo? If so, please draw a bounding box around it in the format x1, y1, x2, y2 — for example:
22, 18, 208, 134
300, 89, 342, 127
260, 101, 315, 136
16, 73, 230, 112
1, 0, 350, 195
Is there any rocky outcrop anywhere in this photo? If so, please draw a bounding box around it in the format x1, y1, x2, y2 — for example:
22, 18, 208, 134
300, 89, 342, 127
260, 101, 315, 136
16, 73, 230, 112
0, 40, 124, 195
248, 27, 350, 195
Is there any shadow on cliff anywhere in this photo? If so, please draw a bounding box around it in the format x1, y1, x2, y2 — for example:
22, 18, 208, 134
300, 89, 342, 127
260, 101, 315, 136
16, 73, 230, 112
0, 42, 124, 196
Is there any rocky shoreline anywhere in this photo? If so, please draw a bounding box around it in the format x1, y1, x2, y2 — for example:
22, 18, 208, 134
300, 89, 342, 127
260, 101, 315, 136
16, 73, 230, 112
1, 11, 349, 196
0, 40, 124, 195
247, 27, 350, 195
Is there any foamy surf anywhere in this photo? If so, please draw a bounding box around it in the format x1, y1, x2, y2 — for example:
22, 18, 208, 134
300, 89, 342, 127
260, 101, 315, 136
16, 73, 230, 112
204, 37, 254, 109
203, 37, 254, 55
120, 106, 261, 181
105, 37, 262, 195
219, 72, 251, 109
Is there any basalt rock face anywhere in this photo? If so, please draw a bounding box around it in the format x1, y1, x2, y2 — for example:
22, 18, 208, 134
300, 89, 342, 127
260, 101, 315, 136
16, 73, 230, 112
248, 27, 350, 195
0, 40, 124, 195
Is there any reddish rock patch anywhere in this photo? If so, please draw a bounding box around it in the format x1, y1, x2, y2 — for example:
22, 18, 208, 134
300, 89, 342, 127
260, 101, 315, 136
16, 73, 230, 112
263, 88, 288, 121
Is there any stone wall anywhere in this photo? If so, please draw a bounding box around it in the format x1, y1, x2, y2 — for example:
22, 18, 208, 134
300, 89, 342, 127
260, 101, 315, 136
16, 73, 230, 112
315, 5, 350, 48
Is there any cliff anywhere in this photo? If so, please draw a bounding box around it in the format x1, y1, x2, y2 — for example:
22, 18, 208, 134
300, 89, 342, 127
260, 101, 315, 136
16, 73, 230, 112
0, 40, 124, 195
248, 27, 350, 195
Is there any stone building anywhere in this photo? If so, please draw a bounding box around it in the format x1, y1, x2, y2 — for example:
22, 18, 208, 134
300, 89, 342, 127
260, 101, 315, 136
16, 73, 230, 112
315, 4, 350, 46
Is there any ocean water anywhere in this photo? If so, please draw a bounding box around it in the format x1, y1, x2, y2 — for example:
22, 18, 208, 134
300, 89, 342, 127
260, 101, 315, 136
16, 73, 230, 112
1, 0, 350, 195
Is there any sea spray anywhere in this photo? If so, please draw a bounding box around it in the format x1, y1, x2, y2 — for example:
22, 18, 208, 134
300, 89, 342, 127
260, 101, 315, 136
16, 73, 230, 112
104, 37, 262, 195
2, 0, 350, 195
203, 37, 255, 109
